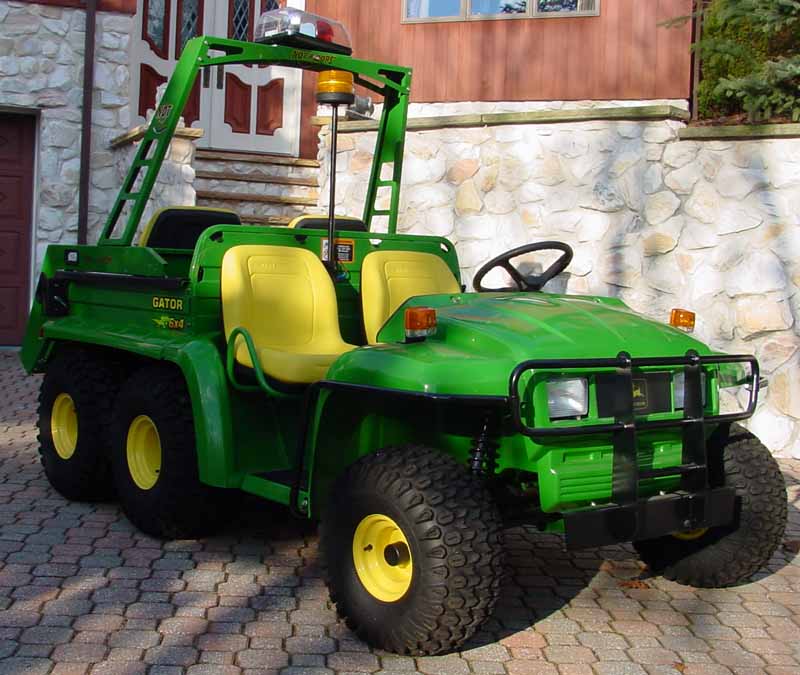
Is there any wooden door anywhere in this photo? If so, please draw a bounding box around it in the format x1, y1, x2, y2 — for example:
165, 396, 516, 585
131, 0, 304, 156
206, 0, 303, 155
130, 0, 206, 132
0, 114, 35, 346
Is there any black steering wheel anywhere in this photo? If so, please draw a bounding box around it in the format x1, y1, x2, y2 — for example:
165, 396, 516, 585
473, 241, 574, 293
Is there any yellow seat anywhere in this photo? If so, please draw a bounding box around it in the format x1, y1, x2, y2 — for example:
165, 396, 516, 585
222, 245, 356, 384
361, 250, 461, 344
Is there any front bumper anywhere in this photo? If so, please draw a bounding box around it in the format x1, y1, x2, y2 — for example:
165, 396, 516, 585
508, 350, 758, 548
564, 486, 737, 549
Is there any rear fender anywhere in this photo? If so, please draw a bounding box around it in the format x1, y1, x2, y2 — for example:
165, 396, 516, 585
36, 328, 236, 489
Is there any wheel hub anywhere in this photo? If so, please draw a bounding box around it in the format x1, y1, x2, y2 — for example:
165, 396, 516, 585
352, 514, 413, 602
672, 527, 709, 541
126, 415, 162, 491
51, 393, 78, 460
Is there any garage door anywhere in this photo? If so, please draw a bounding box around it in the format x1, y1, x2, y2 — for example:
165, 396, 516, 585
0, 114, 35, 346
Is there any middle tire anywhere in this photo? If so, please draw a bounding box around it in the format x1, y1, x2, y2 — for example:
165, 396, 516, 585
110, 365, 231, 539
321, 445, 505, 656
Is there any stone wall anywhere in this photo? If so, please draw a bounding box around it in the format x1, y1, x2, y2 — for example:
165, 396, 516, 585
317, 107, 800, 458
0, 1, 132, 265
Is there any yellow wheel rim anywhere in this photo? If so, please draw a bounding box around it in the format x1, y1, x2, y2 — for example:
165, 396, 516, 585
672, 527, 709, 541
352, 514, 413, 603
126, 415, 162, 491
51, 393, 78, 460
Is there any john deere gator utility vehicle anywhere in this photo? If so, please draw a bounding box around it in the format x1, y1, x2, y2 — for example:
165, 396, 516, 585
21, 8, 786, 656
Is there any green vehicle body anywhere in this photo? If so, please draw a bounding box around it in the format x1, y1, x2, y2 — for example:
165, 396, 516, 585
20, 35, 757, 545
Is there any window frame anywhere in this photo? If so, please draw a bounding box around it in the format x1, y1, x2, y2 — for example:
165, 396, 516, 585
401, 0, 600, 24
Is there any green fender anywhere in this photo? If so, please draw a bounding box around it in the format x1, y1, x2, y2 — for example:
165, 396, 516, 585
164, 340, 237, 488
37, 319, 236, 489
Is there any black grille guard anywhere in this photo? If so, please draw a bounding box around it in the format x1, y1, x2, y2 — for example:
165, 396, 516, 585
508, 350, 760, 507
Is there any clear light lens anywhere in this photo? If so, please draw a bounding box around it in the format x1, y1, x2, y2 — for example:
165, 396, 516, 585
255, 9, 352, 51
673, 372, 707, 410
547, 378, 589, 420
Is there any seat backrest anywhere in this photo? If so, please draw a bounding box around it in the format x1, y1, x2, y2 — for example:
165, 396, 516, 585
288, 215, 368, 232
140, 207, 241, 249
222, 245, 345, 352
361, 250, 461, 344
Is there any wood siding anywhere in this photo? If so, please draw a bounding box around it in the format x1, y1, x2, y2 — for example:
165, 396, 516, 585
305, 0, 694, 102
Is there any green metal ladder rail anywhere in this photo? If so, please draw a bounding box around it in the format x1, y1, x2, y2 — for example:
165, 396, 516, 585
97, 35, 413, 247
362, 70, 412, 235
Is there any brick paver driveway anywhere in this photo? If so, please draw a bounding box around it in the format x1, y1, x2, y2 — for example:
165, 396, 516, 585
1, 352, 799, 675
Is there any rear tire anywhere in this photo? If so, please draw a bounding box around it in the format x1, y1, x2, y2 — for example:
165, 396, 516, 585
38, 348, 123, 501
110, 365, 231, 539
634, 423, 787, 587
321, 445, 505, 656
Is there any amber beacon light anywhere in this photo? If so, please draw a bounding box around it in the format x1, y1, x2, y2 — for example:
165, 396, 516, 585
669, 308, 696, 333
316, 70, 356, 105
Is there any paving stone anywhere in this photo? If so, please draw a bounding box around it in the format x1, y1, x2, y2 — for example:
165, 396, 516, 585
107, 630, 161, 649
235, 649, 291, 669
416, 654, 470, 674
0, 658, 53, 675
51, 643, 108, 662
145, 646, 200, 666
20, 625, 74, 644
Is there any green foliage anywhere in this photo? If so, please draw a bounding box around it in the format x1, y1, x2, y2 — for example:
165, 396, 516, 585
694, 0, 800, 122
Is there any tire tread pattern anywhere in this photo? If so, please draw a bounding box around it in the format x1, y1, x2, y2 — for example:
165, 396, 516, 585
634, 424, 787, 587
322, 445, 506, 655
111, 366, 230, 539
37, 347, 123, 501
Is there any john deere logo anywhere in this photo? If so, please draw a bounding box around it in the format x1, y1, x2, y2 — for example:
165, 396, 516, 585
154, 104, 173, 131
632, 379, 648, 410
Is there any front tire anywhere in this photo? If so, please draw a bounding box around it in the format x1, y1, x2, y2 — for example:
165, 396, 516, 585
321, 445, 505, 656
110, 366, 231, 539
634, 423, 787, 587
38, 348, 123, 501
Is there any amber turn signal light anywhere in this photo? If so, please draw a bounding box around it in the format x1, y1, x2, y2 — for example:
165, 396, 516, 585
670, 308, 696, 333
405, 307, 437, 340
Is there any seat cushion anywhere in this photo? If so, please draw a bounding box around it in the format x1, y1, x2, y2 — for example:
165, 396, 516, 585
361, 250, 461, 344
235, 343, 355, 385
222, 245, 357, 384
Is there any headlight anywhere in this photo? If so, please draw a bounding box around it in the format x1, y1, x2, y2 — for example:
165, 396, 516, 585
547, 378, 589, 420
673, 371, 707, 410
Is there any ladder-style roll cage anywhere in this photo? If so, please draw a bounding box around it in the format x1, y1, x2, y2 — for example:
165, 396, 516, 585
98, 36, 412, 247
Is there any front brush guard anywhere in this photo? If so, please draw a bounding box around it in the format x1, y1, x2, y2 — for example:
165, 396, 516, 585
508, 350, 759, 548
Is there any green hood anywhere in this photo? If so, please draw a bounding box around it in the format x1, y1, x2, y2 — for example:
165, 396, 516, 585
328, 293, 713, 396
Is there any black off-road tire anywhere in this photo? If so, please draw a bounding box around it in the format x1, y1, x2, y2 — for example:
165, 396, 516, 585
634, 423, 787, 587
38, 348, 123, 501
110, 365, 232, 539
321, 445, 506, 656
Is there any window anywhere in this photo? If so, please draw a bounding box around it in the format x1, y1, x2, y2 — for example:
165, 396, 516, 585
143, 0, 170, 58
403, 0, 598, 22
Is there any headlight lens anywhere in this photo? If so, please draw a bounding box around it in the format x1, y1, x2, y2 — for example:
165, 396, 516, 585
673, 371, 707, 410
547, 378, 589, 420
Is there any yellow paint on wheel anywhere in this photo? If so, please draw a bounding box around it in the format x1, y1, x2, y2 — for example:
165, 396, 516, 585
672, 527, 709, 541
352, 514, 413, 602
126, 415, 162, 490
51, 393, 78, 460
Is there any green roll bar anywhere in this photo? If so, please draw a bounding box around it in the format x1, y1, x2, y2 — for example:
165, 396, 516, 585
98, 36, 412, 247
